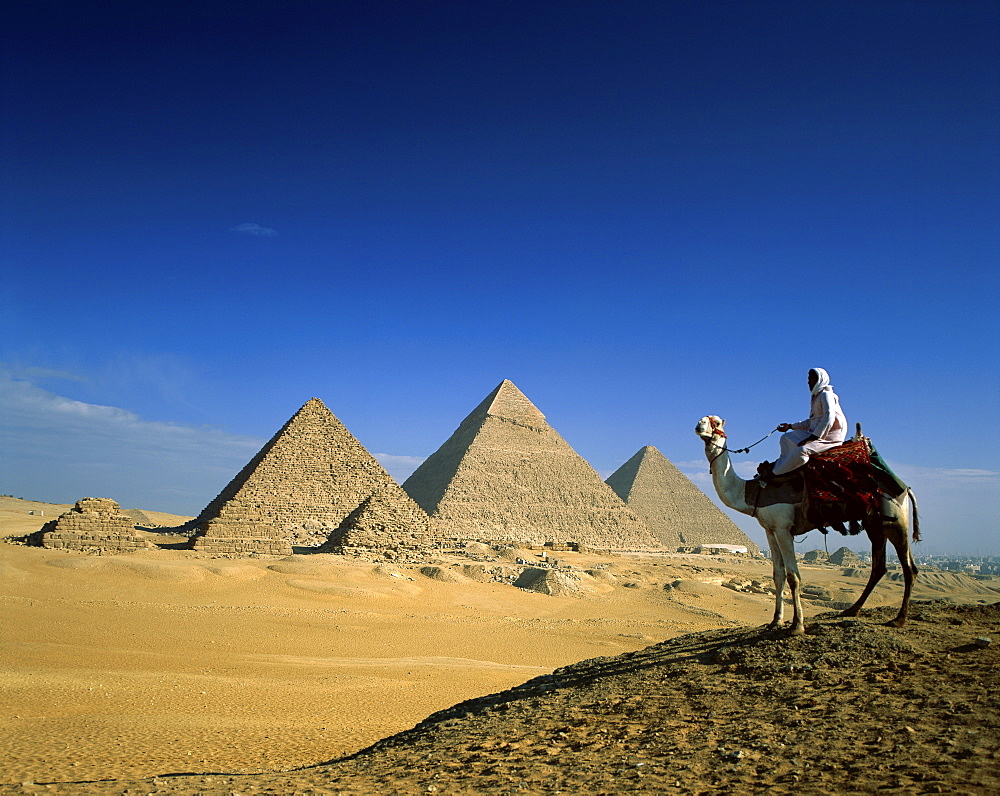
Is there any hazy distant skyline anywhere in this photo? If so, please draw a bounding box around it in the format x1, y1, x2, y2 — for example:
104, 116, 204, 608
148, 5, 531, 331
2, 1, 997, 555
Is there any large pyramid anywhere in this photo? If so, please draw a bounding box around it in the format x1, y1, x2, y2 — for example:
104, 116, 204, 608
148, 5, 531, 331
402, 380, 660, 550
605, 446, 760, 554
190, 398, 434, 556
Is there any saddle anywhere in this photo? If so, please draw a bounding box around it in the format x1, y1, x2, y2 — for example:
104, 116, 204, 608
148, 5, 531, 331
746, 433, 907, 536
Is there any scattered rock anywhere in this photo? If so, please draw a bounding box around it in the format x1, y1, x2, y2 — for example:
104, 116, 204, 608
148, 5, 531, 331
513, 568, 597, 597
801, 585, 833, 601
463, 542, 494, 559
419, 566, 469, 583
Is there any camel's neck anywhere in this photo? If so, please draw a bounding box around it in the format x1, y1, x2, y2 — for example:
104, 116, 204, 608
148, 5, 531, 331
704, 439, 752, 515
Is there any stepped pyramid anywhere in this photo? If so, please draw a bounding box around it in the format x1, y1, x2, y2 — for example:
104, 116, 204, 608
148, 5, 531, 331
190, 398, 434, 556
605, 446, 760, 554
829, 546, 863, 566
402, 380, 660, 550
33, 497, 153, 553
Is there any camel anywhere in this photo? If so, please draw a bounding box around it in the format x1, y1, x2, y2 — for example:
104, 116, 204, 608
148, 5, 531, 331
695, 415, 920, 635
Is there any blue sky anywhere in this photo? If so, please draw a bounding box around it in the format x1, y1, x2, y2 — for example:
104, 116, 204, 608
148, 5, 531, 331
2, 1, 997, 555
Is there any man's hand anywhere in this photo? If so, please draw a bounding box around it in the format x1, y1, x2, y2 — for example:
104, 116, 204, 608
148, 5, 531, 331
777, 423, 792, 432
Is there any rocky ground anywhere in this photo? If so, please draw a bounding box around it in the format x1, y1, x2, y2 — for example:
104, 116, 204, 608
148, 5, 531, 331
8, 601, 997, 796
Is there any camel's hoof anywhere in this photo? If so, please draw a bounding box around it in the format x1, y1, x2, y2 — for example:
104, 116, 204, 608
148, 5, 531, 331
765, 621, 783, 632
840, 608, 860, 618
788, 626, 806, 636
885, 618, 906, 628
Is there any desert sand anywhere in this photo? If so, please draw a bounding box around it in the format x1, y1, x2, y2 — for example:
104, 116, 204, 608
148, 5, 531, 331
1, 497, 997, 794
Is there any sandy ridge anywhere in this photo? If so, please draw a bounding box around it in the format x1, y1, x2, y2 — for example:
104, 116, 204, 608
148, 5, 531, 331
5, 602, 997, 795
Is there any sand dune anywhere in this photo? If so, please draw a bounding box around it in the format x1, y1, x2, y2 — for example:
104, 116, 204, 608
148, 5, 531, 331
1, 497, 997, 793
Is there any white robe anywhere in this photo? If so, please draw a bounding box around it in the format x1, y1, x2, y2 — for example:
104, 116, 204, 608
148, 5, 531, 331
772, 384, 847, 475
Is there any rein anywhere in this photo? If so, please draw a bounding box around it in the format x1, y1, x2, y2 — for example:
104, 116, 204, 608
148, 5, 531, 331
705, 422, 778, 469
706, 438, 729, 471
729, 428, 778, 454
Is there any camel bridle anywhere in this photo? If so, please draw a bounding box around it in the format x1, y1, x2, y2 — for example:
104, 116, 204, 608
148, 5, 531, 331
703, 418, 729, 472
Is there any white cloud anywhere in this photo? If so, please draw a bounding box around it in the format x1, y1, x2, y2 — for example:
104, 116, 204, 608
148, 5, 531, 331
0, 367, 434, 516
373, 453, 426, 484
883, 461, 1000, 556
230, 222, 278, 237
889, 462, 1000, 483
0, 368, 263, 516
15, 366, 87, 383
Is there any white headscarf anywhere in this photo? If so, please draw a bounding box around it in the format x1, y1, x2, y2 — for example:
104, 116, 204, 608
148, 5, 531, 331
809, 367, 831, 396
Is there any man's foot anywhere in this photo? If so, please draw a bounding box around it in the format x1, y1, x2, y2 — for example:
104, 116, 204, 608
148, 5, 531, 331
755, 460, 797, 486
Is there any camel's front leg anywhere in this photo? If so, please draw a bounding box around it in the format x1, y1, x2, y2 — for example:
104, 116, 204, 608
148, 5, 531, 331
771, 527, 804, 635
764, 529, 786, 630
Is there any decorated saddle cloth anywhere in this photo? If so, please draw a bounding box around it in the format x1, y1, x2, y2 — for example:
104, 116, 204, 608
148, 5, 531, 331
802, 438, 882, 533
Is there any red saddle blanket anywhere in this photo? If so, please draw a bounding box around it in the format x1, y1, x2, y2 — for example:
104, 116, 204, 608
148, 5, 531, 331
803, 439, 882, 531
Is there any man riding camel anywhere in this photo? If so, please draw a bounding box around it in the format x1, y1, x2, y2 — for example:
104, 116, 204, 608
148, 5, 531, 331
757, 367, 847, 485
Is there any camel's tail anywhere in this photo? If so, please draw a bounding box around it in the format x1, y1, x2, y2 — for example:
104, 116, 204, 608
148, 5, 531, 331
907, 488, 921, 543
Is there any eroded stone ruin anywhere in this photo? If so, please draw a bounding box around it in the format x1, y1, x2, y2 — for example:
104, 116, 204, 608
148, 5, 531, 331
829, 546, 863, 566
402, 379, 660, 550
189, 397, 435, 557
605, 445, 760, 554
33, 497, 153, 553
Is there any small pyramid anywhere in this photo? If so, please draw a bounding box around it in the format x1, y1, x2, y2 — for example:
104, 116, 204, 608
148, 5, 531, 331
829, 546, 863, 566
605, 446, 760, 554
190, 398, 432, 556
402, 380, 660, 550
122, 508, 155, 526
33, 497, 153, 553
321, 486, 436, 555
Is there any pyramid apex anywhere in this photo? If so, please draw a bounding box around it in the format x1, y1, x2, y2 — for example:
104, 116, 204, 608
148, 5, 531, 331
482, 379, 546, 426
297, 397, 330, 414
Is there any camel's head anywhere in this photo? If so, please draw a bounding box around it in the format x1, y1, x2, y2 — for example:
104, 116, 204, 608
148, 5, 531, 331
695, 415, 726, 441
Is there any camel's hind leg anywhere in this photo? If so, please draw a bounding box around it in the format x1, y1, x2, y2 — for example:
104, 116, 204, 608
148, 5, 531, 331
843, 520, 887, 619
843, 515, 900, 616
885, 499, 918, 627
